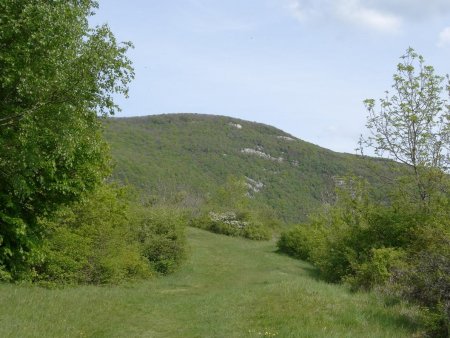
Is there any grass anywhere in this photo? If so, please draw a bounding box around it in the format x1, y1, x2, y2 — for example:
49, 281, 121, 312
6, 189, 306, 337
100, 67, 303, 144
0, 227, 423, 337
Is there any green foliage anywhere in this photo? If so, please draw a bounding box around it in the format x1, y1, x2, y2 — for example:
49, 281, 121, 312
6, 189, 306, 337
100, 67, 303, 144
399, 250, 450, 337
387, 221, 450, 337
277, 224, 322, 261
193, 212, 242, 237
104, 114, 395, 224
241, 221, 272, 241
36, 185, 151, 284
0, 265, 12, 282
357, 48, 450, 335
278, 49, 450, 335
35, 184, 187, 284
0, 0, 133, 279
0, 227, 425, 337
190, 177, 272, 240
278, 178, 422, 283
135, 207, 187, 275
208, 176, 250, 211
277, 181, 449, 335
192, 211, 271, 240
360, 48, 450, 205
346, 247, 405, 291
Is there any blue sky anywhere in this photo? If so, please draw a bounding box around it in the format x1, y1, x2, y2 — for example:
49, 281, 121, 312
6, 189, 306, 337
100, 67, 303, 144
93, 0, 450, 153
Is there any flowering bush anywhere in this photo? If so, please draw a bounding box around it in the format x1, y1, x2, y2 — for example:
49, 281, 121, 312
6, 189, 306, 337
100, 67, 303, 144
191, 210, 270, 240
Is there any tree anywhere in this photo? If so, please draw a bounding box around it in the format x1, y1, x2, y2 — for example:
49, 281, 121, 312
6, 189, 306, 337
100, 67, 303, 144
0, 0, 133, 279
360, 48, 450, 205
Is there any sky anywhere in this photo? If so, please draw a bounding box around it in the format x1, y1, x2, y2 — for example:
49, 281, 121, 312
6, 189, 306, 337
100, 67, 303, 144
92, 0, 450, 153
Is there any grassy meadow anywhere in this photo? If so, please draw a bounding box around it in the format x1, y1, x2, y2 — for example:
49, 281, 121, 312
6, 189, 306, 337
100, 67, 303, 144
0, 227, 423, 337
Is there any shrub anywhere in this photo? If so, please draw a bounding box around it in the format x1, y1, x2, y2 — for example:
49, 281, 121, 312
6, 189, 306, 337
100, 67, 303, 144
191, 210, 271, 240
277, 224, 318, 260
308, 222, 355, 283
0, 265, 12, 282
35, 185, 188, 284
279, 175, 450, 335
345, 247, 405, 291
209, 211, 244, 237
277, 179, 421, 284
242, 222, 271, 240
36, 185, 152, 284
189, 176, 273, 241
135, 207, 187, 275
390, 223, 450, 337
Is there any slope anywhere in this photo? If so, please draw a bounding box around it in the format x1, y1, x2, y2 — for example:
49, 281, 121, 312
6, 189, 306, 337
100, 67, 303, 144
104, 113, 392, 222
0, 227, 422, 337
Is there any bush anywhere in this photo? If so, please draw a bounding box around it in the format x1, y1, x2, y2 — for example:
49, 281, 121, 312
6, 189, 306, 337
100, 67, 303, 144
278, 175, 450, 336
278, 187, 368, 283
36, 185, 152, 284
242, 222, 271, 240
307, 222, 354, 283
389, 223, 450, 337
277, 179, 421, 284
209, 211, 244, 237
277, 224, 321, 260
191, 210, 271, 240
0, 265, 12, 282
310, 208, 420, 284
135, 207, 187, 274
35, 184, 188, 284
188, 176, 273, 241
345, 247, 405, 291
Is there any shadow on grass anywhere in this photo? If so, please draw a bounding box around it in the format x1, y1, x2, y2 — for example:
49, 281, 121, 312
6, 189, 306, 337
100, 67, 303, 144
273, 249, 425, 335
300, 266, 322, 280
274, 249, 322, 281
362, 305, 424, 335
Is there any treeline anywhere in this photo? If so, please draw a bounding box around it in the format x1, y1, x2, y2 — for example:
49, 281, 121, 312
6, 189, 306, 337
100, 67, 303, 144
278, 49, 450, 336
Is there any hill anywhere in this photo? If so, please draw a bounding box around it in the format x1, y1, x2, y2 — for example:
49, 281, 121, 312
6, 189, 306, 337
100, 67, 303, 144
104, 113, 391, 223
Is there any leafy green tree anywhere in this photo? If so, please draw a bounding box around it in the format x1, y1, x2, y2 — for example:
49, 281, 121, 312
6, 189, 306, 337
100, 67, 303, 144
0, 0, 133, 279
360, 48, 450, 205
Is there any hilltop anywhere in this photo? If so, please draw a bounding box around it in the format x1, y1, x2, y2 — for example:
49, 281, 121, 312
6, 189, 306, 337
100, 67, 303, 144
104, 113, 391, 223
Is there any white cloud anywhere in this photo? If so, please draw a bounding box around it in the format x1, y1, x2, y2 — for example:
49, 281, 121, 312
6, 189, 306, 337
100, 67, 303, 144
366, 0, 450, 19
335, 0, 401, 33
287, 0, 328, 22
287, 0, 450, 32
438, 27, 450, 48
287, 0, 307, 22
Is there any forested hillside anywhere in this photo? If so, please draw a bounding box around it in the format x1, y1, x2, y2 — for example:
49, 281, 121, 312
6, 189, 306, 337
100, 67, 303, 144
104, 113, 392, 222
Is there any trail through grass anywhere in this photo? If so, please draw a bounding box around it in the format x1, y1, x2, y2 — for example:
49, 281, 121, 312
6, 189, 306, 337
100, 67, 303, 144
0, 227, 422, 337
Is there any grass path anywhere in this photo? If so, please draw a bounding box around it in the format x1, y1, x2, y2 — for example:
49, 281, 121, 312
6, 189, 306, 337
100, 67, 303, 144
0, 227, 422, 337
